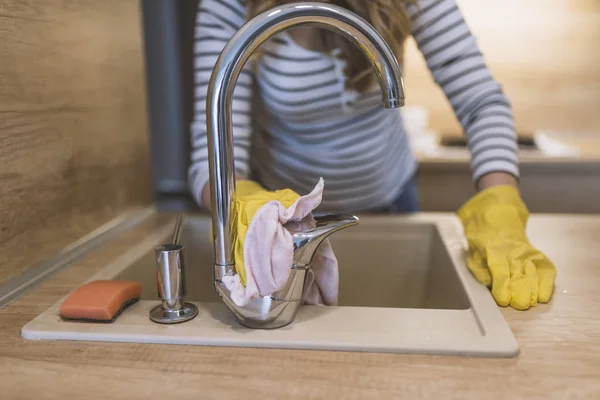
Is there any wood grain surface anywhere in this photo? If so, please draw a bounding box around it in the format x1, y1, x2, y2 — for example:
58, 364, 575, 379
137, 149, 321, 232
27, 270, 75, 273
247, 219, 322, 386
404, 0, 600, 136
416, 159, 600, 213
0, 0, 152, 285
0, 211, 599, 400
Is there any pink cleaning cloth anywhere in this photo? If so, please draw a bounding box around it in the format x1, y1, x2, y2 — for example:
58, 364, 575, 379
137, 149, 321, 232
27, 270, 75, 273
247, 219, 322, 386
222, 178, 338, 307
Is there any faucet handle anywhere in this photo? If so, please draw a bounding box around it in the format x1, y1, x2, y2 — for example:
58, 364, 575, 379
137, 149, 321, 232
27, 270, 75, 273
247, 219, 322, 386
287, 213, 359, 268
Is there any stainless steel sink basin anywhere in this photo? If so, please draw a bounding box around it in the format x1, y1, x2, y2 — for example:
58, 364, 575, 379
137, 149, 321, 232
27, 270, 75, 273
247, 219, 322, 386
22, 213, 520, 357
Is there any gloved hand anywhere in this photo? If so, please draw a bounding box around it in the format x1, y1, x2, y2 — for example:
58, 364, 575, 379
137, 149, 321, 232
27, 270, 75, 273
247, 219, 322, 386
232, 180, 300, 286
457, 185, 557, 310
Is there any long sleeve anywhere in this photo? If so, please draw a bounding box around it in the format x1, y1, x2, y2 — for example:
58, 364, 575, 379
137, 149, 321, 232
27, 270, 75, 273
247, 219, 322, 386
188, 0, 254, 207
406, 0, 519, 183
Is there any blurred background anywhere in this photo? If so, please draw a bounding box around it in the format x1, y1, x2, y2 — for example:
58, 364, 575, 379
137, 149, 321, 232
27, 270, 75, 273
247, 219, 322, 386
140, 0, 600, 212
1, 0, 599, 284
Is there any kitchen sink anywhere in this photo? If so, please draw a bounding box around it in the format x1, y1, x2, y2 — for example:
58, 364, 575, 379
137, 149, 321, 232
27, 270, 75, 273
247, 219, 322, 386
116, 216, 470, 310
22, 213, 519, 357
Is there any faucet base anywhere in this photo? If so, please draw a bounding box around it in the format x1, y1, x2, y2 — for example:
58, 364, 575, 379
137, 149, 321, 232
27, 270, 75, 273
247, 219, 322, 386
214, 266, 307, 329
149, 302, 199, 324
212, 213, 359, 329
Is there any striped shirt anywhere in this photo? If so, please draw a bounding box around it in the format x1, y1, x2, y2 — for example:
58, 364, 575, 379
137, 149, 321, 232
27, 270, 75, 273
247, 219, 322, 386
189, 0, 519, 212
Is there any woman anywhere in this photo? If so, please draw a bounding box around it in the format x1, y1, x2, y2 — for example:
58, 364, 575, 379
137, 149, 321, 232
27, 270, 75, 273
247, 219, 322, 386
189, 0, 556, 310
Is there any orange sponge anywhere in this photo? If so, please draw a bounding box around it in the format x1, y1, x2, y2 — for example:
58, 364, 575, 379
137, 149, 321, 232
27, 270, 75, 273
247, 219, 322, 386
59, 280, 142, 323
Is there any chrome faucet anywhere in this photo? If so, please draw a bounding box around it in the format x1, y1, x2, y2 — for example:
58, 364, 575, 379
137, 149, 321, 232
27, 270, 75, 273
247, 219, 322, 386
205, 2, 406, 329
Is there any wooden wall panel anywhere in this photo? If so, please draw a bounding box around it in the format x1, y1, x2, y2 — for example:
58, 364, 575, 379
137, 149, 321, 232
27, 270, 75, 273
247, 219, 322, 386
0, 0, 152, 285
403, 0, 600, 136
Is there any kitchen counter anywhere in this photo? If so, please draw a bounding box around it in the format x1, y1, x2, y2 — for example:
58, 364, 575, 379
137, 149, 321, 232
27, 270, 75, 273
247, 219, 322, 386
412, 134, 600, 214
1, 210, 599, 399
416, 129, 600, 162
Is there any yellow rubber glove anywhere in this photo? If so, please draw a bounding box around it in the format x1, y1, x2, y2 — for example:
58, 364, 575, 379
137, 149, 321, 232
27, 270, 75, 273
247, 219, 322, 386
231, 180, 300, 286
457, 185, 557, 310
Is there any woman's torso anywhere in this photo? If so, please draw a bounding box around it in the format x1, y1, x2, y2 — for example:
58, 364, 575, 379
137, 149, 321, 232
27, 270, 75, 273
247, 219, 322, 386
248, 31, 416, 212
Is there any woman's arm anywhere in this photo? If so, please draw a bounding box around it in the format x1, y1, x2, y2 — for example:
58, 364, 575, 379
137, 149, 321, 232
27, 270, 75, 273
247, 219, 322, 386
406, 2, 558, 310
406, 0, 519, 190
478, 171, 517, 190
189, 0, 254, 208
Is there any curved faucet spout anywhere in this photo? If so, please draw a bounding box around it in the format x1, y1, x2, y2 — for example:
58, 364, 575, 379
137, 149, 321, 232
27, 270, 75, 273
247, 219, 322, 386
207, 2, 406, 269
